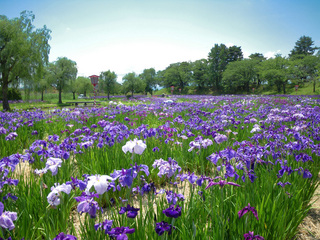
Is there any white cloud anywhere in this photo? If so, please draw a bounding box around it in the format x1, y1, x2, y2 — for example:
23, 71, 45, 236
264, 50, 281, 59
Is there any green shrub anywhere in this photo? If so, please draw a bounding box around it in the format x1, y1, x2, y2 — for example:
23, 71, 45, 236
0, 88, 22, 101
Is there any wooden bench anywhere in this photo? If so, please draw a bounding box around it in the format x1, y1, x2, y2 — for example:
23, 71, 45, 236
66, 101, 101, 106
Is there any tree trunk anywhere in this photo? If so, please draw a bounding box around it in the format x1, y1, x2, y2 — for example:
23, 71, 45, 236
73, 92, 75, 100
2, 74, 10, 111
313, 78, 316, 93
41, 90, 44, 101
58, 88, 62, 104
283, 83, 286, 94
107, 91, 110, 100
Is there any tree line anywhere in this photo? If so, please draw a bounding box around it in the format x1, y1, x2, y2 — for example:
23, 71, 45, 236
1, 11, 320, 111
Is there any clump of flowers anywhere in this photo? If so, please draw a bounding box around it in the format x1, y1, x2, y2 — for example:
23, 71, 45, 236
107, 226, 135, 239
0, 202, 17, 230
74, 192, 102, 218
35, 157, 63, 176
52, 232, 77, 240
163, 204, 182, 218
155, 221, 175, 236
243, 231, 264, 240
119, 204, 140, 218
188, 136, 213, 152
152, 158, 182, 178
94, 219, 113, 234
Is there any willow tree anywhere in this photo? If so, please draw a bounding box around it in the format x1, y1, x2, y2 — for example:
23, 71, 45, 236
0, 11, 51, 111
48, 57, 77, 104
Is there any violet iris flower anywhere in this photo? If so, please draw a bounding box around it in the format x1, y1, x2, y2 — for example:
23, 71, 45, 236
119, 204, 140, 218
163, 204, 182, 218
205, 180, 241, 189
94, 219, 113, 234
5, 132, 18, 141
108, 226, 135, 239
155, 221, 175, 236
74, 192, 101, 218
243, 231, 265, 240
111, 164, 149, 188
52, 232, 77, 240
238, 203, 259, 221
0, 202, 17, 230
166, 191, 185, 205
152, 158, 181, 178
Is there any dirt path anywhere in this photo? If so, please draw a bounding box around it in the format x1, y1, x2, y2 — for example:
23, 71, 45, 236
296, 173, 320, 240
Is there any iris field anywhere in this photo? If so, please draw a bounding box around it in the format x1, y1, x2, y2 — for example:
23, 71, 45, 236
0, 95, 320, 240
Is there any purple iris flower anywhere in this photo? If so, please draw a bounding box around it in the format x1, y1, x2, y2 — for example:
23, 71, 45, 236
205, 180, 241, 189
119, 204, 140, 218
214, 133, 228, 144
155, 221, 175, 236
31, 130, 38, 135
5, 132, 18, 141
52, 232, 77, 240
107, 226, 135, 239
111, 163, 149, 188
163, 204, 182, 218
238, 203, 259, 221
243, 231, 265, 240
0, 202, 17, 230
74, 192, 101, 218
152, 158, 181, 178
94, 219, 113, 234
66, 177, 87, 190
166, 191, 185, 205
277, 181, 291, 188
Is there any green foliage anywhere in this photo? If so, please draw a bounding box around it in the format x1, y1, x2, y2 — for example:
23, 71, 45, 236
47, 57, 77, 103
122, 72, 145, 96
139, 68, 157, 95
259, 55, 289, 94
208, 44, 243, 92
192, 59, 209, 90
76, 76, 93, 97
161, 61, 192, 92
289, 35, 319, 59
0, 88, 22, 101
0, 11, 51, 111
99, 70, 117, 99
222, 59, 259, 93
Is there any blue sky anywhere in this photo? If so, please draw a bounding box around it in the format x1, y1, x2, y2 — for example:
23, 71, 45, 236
1, 0, 320, 81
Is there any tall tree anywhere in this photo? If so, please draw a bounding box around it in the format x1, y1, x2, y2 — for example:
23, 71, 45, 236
192, 59, 209, 90
290, 55, 320, 92
100, 70, 117, 99
76, 76, 93, 97
139, 68, 156, 95
122, 72, 144, 97
0, 11, 51, 111
208, 44, 243, 92
48, 57, 77, 104
260, 55, 289, 94
249, 53, 266, 87
162, 62, 192, 92
222, 59, 258, 93
289, 36, 318, 60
